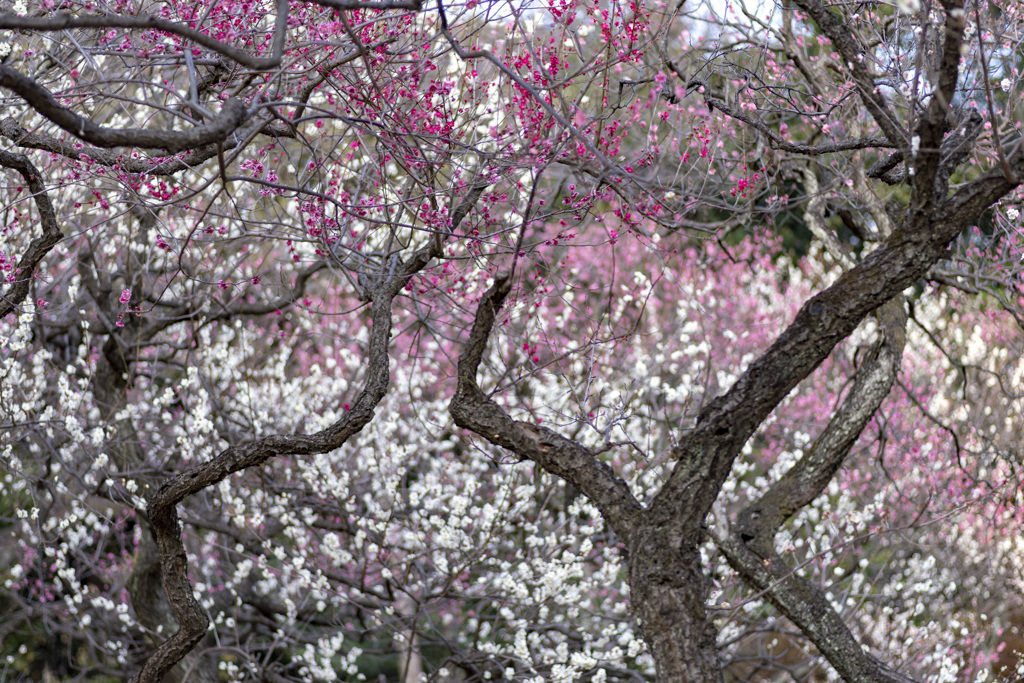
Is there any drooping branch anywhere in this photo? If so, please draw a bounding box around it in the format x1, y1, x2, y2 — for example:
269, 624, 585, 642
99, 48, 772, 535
0, 66, 249, 153
448, 273, 643, 539
0, 149, 64, 319
720, 298, 912, 683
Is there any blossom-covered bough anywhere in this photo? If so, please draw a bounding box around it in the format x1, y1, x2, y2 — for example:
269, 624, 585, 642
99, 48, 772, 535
454, 0, 1023, 680
1, 0, 1024, 680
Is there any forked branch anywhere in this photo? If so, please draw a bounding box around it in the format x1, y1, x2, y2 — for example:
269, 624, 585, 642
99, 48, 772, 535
131, 262, 410, 683
648, 0, 996, 544
720, 298, 913, 683
788, 0, 908, 149
0, 66, 249, 153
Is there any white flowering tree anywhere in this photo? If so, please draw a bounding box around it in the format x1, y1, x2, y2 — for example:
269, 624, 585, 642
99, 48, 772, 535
2, 0, 1024, 680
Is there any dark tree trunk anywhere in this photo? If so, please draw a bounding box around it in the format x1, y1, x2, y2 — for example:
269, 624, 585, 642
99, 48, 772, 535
628, 523, 723, 683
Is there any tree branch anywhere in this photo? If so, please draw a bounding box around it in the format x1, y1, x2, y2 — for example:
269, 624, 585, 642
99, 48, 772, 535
907, 1, 967, 218
788, 0, 908, 149
0, 66, 249, 153
720, 298, 912, 683
0, 3, 289, 70
202, 261, 329, 324
130, 247, 434, 683
0, 115, 285, 175
448, 273, 643, 539
0, 149, 64, 319
306, 0, 422, 8
648, 150, 1020, 539
674, 73, 895, 156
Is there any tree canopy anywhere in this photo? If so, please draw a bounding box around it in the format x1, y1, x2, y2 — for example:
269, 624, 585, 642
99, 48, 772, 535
1, 0, 1023, 680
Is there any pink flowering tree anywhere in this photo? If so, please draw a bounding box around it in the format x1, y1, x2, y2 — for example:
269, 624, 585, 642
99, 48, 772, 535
2, 0, 1024, 681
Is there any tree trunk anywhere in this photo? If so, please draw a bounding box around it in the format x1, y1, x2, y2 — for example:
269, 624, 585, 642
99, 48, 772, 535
628, 523, 723, 683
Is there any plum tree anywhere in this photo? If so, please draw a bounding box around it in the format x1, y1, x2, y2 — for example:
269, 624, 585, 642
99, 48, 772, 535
1, 0, 1023, 681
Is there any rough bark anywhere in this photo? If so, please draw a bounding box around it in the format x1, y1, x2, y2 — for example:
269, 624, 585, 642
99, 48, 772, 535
628, 524, 724, 682
130, 252, 422, 683
448, 272, 643, 541
448, 146, 1019, 679
720, 298, 911, 683
86, 262, 223, 683
130, 180, 486, 682
450, 272, 725, 682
